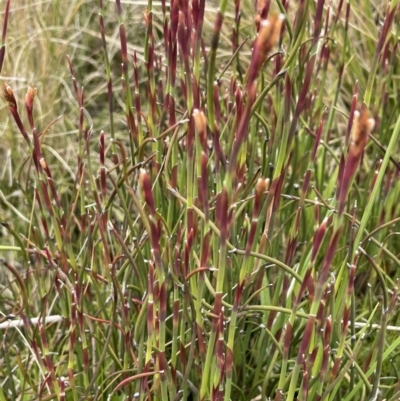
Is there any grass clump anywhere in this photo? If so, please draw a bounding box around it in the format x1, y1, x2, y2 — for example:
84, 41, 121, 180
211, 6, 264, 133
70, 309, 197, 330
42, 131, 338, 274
1, 0, 400, 400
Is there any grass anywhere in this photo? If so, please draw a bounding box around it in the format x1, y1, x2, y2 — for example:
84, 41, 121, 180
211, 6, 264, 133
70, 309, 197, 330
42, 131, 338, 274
0, 0, 400, 400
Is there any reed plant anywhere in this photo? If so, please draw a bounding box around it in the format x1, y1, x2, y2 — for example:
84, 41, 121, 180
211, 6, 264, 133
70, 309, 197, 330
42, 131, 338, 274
1, 0, 400, 400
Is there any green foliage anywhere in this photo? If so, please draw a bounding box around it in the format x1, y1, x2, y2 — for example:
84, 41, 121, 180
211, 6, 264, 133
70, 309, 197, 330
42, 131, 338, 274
1, 0, 400, 400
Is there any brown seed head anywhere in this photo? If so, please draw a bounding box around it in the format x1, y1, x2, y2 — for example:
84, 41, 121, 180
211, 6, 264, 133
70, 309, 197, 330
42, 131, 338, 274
3, 83, 17, 109
139, 168, 156, 216
39, 158, 47, 169
144, 8, 149, 25
26, 84, 37, 109
193, 108, 208, 149
193, 109, 207, 134
257, 14, 284, 60
351, 107, 375, 151
255, 178, 269, 198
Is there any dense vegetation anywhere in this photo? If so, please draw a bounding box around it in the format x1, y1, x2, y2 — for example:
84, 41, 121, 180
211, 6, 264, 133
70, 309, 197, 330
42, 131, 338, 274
0, 0, 399, 400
